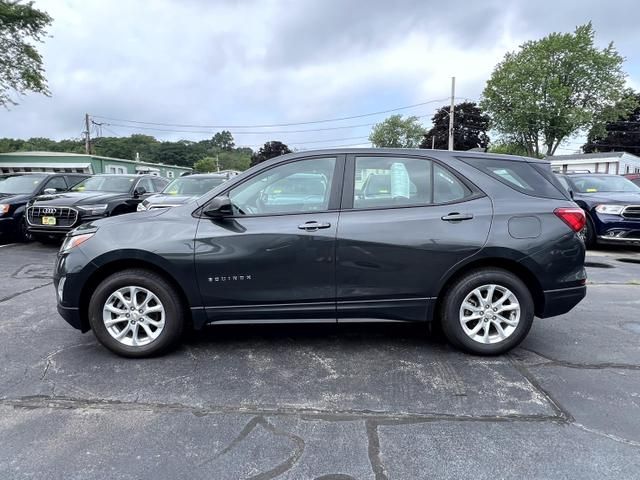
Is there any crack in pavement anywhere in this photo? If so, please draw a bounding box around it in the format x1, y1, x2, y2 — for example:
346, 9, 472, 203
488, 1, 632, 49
365, 419, 388, 480
198, 415, 305, 479
520, 348, 640, 371
507, 355, 574, 423
572, 422, 640, 448
0, 282, 53, 304
0, 395, 566, 424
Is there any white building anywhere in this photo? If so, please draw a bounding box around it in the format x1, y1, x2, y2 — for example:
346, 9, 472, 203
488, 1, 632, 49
546, 152, 640, 175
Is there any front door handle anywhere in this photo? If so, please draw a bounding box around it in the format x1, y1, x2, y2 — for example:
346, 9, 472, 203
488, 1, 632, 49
441, 212, 474, 222
298, 221, 331, 231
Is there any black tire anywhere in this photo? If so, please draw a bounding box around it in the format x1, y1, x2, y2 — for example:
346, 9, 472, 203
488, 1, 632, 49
580, 215, 597, 249
15, 216, 34, 243
439, 268, 534, 355
88, 269, 184, 358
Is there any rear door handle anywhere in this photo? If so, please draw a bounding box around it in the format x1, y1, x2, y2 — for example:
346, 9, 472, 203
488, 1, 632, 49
298, 221, 332, 231
441, 212, 474, 221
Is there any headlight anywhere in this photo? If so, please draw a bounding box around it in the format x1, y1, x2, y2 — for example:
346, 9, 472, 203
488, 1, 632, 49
137, 201, 148, 211
77, 204, 108, 216
595, 204, 625, 215
0, 204, 9, 216
60, 233, 95, 253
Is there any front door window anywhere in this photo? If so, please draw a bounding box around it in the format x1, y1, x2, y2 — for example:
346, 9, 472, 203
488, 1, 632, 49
228, 158, 336, 215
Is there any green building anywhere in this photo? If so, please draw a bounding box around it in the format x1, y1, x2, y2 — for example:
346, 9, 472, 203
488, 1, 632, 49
0, 151, 192, 179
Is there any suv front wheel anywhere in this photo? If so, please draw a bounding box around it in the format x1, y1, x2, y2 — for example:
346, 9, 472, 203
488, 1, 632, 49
440, 268, 534, 355
88, 269, 184, 357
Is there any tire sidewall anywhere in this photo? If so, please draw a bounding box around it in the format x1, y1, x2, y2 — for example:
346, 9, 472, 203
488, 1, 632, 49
441, 269, 534, 355
88, 270, 184, 357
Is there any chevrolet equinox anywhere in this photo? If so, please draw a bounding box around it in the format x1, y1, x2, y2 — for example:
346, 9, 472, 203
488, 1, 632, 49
54, 149, 587, 357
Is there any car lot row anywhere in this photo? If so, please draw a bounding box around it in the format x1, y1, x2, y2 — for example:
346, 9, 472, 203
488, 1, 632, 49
0, 171, 231, 243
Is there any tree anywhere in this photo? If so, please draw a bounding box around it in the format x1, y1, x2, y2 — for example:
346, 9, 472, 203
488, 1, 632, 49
481, 23, 633, 157
420, 102, 490, 150
211, 130, 235, 151
583, 93, 640, 155
194, 157, 217, 173
0, 1, 53, 106
369, 114, 424, 148
487, 139, 531, 157
250, 141, 291, 166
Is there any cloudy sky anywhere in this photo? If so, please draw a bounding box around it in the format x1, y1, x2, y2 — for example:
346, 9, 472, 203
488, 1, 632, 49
2, 0, 640, 153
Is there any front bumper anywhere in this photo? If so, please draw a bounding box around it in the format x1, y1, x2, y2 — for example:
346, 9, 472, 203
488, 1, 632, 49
592, 213, 640, 244
538, 285, 587, 318
0, 216, 16, 236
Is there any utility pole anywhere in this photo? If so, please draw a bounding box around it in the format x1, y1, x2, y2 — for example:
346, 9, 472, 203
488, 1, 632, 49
216, 154, 220, 172
448, 77, 455, 151
84, 113, 91, 154
431, 136, 435, 149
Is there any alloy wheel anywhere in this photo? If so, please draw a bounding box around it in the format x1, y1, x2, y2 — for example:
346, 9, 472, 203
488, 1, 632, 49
102, 286, 166, 347
458, 284, 520, 344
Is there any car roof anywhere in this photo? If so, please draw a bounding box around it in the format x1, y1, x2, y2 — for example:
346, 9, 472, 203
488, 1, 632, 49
177, 173, 228, 179
274, 148, 549, 164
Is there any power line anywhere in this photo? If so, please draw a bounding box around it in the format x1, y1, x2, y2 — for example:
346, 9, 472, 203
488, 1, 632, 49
90, 98, 450, 129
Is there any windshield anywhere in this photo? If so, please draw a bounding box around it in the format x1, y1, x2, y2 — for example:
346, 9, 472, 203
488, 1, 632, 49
72, 176, 135, 193
0, 175, 48, 194
162, 176, 225, 196
569, 175, 640, 193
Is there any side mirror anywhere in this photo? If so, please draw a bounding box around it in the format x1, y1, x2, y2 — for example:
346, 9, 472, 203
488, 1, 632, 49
43, 188, 57, 195
134, 186, 147, 197
569, 189, 574, 200
203, 196, 232, 218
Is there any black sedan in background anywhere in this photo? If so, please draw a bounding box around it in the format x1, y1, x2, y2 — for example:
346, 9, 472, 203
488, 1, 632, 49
556, 173, 640, 247
27, 174, 168, 241
54, 149, 586, 358
0, 172, 89, 242
137, 173, 229, 211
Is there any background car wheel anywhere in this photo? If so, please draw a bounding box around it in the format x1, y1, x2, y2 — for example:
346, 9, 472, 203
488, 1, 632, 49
579, 215, 597, 249
439, 268, 534, 355
88, 269, 184, 358
16, 217, 33, 243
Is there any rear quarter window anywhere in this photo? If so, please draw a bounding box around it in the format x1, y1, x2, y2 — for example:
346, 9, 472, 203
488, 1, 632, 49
459, 157, 568, 200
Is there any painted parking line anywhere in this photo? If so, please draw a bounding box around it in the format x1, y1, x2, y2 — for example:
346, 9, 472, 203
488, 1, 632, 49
0, 243, 19, 248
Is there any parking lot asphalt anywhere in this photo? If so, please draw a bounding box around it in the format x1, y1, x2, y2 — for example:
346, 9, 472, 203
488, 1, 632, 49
0, 242, 639, 479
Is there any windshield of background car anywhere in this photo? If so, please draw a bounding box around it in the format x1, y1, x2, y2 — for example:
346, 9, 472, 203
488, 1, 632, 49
162, 177, 225, 196
570, 175, 640, 193
0, 175, 48, 194
72, 176, 135, 193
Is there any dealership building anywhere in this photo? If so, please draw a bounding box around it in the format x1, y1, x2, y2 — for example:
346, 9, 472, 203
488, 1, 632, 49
0, 151, 192, 179
546, 151, 640, 175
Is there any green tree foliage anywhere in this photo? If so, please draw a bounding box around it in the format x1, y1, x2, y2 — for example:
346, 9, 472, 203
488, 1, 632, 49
0, 131, 253, 171
420, 102, 490, 150
211, 130, 235, 150
369, 114, 424, 148
250, 141, 291, 166
193, 156, 217, 173
583, 92, 640, 155
481, 23, 632, 157
0, 0, 52, 106
487, 139, 531, 157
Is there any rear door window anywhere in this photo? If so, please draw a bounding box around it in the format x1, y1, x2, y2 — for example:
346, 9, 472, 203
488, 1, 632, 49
460, 157, 567, 200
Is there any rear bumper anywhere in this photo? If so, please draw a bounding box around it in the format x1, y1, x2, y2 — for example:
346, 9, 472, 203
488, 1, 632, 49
538, 285, 586, 318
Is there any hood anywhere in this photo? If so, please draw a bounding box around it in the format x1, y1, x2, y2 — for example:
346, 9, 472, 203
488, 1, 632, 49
0, 193, 32, 204
31, 191, 126, 206
577, 191, 640, 205
145, 194, 196, 206
78, 208, 167, 231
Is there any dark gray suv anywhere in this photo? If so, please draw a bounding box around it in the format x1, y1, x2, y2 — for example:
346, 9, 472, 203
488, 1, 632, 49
54, 149, 587, 357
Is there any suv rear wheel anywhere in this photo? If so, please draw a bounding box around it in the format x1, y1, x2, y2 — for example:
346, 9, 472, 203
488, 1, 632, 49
440, 268, 534, 355
88, 269, 184, 357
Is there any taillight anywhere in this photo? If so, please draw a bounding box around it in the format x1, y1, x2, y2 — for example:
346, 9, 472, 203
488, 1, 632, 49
554, 207, 586, 233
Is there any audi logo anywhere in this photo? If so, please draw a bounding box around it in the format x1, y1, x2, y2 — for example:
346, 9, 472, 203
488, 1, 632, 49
42, 208, 57, 215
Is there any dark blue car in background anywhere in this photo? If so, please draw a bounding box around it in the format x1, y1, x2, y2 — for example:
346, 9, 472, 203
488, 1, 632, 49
557, 173, 640, 247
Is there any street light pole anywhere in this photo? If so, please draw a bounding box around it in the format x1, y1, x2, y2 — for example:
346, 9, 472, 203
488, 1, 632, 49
448, 77, 455, 151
